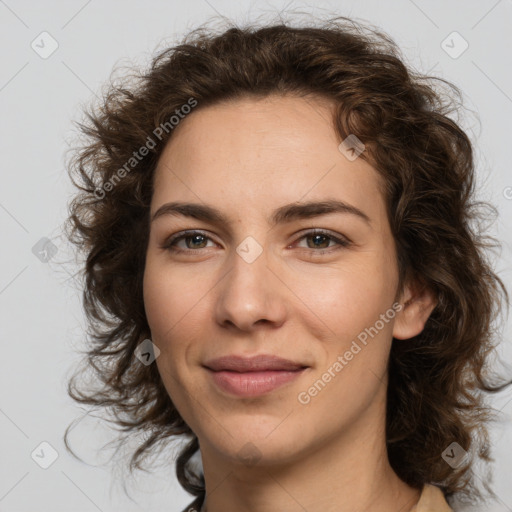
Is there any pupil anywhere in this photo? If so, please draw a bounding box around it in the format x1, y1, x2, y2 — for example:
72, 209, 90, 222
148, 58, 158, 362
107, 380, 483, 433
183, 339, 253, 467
185, 234, 331, 250
309, 234, 328, 249
189, 235, 206, 248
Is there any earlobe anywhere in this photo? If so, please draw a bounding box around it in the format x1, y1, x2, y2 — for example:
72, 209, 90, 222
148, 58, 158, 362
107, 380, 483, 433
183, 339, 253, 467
392, 280, 437, 340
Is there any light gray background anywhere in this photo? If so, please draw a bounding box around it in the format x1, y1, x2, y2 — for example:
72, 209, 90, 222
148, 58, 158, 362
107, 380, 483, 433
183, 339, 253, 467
0, 1, 511, 511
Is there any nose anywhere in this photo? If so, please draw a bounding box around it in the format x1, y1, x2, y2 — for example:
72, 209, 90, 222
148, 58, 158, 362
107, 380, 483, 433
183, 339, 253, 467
214, 243, 288, 332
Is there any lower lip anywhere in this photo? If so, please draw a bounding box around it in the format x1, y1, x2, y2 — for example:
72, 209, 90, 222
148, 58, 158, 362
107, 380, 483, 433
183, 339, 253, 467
206, 368, 307, 397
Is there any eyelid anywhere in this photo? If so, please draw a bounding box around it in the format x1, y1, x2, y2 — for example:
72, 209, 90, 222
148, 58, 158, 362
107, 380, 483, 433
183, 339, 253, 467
161, 228, 352, 253
161, 229, 216, 250
290, 228, 351, 246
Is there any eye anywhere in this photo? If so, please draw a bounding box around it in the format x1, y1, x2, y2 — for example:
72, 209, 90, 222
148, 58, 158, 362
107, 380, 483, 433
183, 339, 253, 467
161, 229, 351, 255
161, 230, 217, 253
291, 229, 351, 254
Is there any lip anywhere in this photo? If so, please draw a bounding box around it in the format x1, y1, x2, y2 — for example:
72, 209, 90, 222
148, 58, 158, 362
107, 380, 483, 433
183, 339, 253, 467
203, 354, 307, 372
203, 355, 309, 397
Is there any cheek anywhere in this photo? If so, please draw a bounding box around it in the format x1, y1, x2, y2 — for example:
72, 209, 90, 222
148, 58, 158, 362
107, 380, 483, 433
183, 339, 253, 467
287, 256, 396, 339
292, 261, 398, 406
142, 260, 211, 384
298, 286, 396, 421
143, 264, 198, 409
143, 258, 206, 337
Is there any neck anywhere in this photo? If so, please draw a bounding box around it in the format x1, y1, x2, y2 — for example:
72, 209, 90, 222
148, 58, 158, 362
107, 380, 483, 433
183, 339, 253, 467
197, 386, 421, 512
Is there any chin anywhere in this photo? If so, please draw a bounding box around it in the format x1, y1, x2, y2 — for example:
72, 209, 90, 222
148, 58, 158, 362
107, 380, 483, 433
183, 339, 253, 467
201, 423, 307, 468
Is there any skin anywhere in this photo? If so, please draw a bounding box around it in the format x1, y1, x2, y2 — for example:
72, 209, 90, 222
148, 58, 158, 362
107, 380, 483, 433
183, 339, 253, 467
143, 94, 437, 512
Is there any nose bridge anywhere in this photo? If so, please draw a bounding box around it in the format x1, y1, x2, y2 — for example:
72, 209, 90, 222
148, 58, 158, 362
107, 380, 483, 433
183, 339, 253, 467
214, 234, 286, 330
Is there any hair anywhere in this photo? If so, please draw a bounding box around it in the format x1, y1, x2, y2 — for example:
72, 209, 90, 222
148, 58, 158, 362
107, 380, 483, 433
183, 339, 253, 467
63, 13, 511, 511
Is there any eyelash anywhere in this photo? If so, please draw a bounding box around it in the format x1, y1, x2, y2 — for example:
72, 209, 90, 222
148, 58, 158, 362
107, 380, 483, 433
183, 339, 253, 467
161, 229, 351, 255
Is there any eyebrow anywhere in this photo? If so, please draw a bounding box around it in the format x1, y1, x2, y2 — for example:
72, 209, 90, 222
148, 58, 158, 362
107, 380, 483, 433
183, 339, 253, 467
151, 199, 372, 227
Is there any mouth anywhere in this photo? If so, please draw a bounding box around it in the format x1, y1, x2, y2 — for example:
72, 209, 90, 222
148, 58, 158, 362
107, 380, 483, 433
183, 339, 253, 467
203, 354, 309, 397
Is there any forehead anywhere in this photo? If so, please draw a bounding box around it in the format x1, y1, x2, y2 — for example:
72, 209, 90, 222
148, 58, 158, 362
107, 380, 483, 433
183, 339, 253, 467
152, 94, 387, 230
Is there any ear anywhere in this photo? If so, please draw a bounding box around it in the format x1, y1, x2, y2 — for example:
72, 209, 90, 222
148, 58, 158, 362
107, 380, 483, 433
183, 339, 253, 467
392, 278, 437, 340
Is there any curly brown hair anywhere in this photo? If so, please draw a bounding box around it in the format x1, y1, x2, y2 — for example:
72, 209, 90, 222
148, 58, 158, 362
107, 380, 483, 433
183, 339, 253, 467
63, 14, 511, 511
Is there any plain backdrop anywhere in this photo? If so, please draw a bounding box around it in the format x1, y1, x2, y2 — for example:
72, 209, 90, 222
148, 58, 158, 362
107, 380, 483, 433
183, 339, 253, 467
0, 1, 511, 511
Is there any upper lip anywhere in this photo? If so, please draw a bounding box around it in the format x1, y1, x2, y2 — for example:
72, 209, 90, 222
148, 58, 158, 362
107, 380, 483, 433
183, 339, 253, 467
203, 354, 308, 372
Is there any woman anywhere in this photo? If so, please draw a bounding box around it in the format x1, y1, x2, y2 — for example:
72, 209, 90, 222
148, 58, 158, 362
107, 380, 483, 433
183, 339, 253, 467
64, 15, 510, 512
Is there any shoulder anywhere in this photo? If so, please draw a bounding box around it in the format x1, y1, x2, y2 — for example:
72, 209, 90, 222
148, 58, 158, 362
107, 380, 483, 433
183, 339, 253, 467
409, 484, 453, 512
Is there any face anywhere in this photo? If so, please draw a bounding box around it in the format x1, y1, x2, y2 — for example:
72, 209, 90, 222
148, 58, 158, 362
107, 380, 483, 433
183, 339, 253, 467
143, 94, 410, 469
